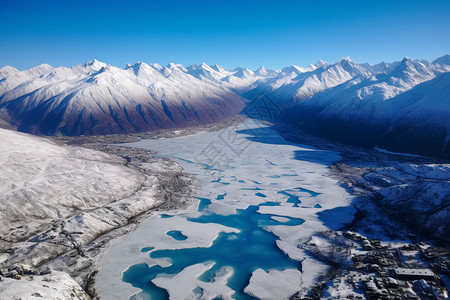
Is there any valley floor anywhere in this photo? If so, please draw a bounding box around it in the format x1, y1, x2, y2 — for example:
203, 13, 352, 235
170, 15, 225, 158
95, 119, 354, 300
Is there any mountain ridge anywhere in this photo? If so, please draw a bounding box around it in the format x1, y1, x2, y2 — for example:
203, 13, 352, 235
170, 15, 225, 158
0, 60, 245, 135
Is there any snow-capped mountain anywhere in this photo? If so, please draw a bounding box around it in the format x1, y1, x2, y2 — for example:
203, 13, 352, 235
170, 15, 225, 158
0, 63, 57, 94
1, 55, 449, 158
360, 61, 401, 74
0, 60, 245, 135
283, 56, 450, 158
432, 54, 450, 67
377, 71, 450, 157
186, 63, 233, 83
0, 66, 19, 78
219, 67, 266, 93
186, 63, 277, 94
254, 66, 276, 77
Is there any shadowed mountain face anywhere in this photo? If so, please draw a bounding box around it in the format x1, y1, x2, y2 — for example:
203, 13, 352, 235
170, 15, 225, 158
0, 61, 245, 136
279, 57, 450, 159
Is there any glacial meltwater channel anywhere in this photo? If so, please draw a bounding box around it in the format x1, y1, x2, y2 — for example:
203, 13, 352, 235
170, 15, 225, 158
95, 120, 354, 300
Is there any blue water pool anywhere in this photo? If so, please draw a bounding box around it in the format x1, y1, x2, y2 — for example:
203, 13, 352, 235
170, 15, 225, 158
166, 230, 188, 241
122, 200, 304, 299
216, 193, 227, 200
277, 190, 302, 207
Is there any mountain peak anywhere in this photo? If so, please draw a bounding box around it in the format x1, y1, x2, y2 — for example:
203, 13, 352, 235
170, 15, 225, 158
402, 56, 414, 63
24, 63, 54, 76
210, 64, 226, 73
85, 59, 103, 66
432, 54, 450, 66
232, 67, 254, 78
130, 61, 152, 73
167, 62, 183, 69
150, 63, 163, 71
38, 63, 52, 67
127, 61, 163, 81
189, 62, 213, 71
338, 57, 353, 64
254, 66, 270, 76
388, 56, 436, 80
397, 57, 416, 69
315, 60, 328, 68
0, 65, 19, 76
84, 59, 107, 72
281, 65, 305, 74
166, 63, 187, 72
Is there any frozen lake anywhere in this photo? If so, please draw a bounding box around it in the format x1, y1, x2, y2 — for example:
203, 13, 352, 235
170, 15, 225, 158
95, 120, 354, 299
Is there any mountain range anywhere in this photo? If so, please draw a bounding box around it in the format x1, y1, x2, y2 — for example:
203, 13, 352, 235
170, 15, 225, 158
1, 55, 449, 157
282, 56, 450, 158
0, 60, 245, 135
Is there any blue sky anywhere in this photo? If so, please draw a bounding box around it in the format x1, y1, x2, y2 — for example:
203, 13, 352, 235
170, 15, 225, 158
1, 0, 449, 70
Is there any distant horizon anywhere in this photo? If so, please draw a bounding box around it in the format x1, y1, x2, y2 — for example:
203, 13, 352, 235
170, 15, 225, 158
1, 0, 449, 71
1, 54, 449, 72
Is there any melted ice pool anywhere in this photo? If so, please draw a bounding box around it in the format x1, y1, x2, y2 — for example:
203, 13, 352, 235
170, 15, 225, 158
123, 201, 304, 299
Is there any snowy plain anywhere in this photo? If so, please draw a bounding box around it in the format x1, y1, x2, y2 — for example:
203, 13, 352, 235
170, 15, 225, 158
96, 120, 354, 299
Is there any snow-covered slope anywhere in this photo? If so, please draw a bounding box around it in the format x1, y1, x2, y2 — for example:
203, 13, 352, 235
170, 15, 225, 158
377, 71, 450, 157
0, 127, 195, 297
432, 54, 450, 67
283, 56, 450, 158
0, 60, 245, 135
0, 63, 57, 94
0, 270, 90, 300
0, 128, 144, 243
0, 66, 19, 78
220, 67, 267, 93
378, 176, 450, 241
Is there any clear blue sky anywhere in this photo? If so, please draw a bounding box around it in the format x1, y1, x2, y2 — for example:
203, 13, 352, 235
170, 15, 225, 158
1, 0, 449, 70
